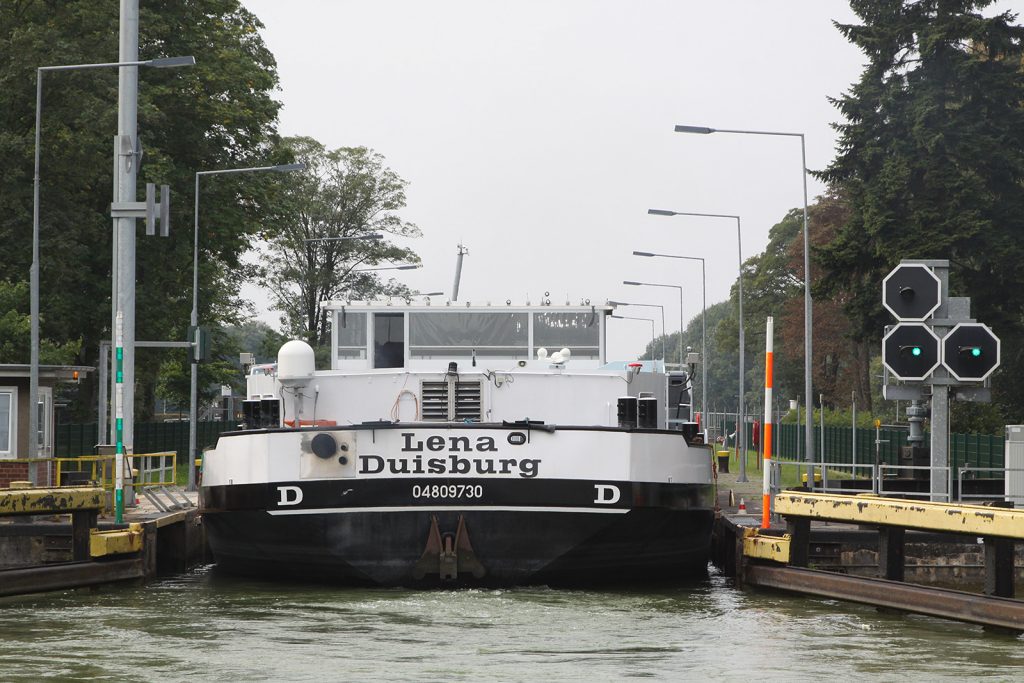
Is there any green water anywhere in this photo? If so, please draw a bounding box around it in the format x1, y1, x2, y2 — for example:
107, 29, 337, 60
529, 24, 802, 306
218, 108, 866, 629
0, 567, 1020, 681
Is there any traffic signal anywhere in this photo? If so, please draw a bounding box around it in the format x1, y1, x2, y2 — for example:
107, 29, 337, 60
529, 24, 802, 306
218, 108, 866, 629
882, 263, 941, 321
941, 323, 1000, 382
882, 323, 940, 381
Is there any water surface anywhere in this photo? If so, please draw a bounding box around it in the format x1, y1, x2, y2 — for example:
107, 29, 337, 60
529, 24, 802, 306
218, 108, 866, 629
0, 567, 1020, 681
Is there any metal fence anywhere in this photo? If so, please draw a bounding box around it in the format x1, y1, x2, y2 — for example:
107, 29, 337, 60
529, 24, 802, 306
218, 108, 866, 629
704, 412, 1005, 473
55, 421, 234, 459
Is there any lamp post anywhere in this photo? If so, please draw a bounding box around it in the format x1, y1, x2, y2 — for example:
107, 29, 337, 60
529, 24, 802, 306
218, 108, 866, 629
189, 162, 304, 490
632, 252, 706, 418
674, 123, 813, 481
607, 300, 666, 363
29, 55, 194, 479
610, 314, 656, 360
647, 208, 747, 482
623, 280, 684, 368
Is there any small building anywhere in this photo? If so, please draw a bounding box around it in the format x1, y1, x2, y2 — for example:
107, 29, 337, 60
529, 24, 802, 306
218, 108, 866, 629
0, 365, 92, 488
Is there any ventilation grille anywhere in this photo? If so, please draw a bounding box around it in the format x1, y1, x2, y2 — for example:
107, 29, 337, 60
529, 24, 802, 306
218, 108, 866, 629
454, 381, 482, 421
420, 380, 482, 421
421, 381, 449, 421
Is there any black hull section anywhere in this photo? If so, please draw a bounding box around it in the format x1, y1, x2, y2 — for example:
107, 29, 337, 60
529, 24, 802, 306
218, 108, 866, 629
203, 507, 714, 587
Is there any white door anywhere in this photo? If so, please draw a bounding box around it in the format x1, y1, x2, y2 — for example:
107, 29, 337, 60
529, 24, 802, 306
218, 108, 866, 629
37, 387, 53, 458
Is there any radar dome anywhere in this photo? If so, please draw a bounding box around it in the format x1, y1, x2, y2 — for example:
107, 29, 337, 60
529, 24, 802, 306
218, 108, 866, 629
277, 339, 315, 386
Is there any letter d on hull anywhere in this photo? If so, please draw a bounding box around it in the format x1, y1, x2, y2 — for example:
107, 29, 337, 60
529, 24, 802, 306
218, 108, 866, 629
594, 485, 621, 505
277, 485, 303, 506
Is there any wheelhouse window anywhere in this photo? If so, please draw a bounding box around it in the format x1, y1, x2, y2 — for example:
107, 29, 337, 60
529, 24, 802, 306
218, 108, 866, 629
409, 312, 529, 358
533, 311, 600, 359
335, 311, 368, 359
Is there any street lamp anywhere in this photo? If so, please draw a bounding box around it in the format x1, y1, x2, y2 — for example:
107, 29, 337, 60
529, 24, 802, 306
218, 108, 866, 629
632, 251, 707, 418
29, 55, 195, 477
607, 300, 666, 363
623, 280, 684, 368
189, 162, 305, 490
674, 123, 813, 481
352, 264, 422, 272
647, 208, 748, 483
303, 234, 383, 243
610, 314, 656, 360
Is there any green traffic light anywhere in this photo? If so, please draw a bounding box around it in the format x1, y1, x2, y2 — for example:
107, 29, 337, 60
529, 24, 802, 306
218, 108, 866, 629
911, 347, 922, 357
971, 347, 981, 358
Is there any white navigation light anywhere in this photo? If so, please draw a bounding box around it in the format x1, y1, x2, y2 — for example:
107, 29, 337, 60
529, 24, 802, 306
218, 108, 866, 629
560, 348, 571, 361
537, 347, 548, 360
278, 339, 316, 387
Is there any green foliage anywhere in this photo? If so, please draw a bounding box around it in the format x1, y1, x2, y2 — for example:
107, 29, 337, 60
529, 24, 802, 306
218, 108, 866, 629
0, 279, 79, 364
262, 137, 421, 346
0, 1, 282, 420
818, 0, 1024, 422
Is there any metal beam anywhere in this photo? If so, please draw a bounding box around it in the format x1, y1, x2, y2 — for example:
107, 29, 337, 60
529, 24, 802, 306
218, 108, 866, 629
775, 491, 1024, 539
742, 529, 791, 563
90, 523, 143, 557
0, 487, 104, 515
746, 564, 1024, 632
0, 558, 143, 598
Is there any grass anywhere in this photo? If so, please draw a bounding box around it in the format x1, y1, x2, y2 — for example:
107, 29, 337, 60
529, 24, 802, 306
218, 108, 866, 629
717, 447, 863, 488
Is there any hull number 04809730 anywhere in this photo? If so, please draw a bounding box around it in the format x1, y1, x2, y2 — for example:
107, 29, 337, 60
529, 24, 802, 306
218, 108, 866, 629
412, 484, 484, 499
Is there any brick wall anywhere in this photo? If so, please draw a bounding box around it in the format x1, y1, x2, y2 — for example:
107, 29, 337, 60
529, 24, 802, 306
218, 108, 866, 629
0, 461, 29, 488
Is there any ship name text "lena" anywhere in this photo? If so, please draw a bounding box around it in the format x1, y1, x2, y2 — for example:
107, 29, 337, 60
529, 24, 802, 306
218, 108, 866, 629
357, 432, 541, 478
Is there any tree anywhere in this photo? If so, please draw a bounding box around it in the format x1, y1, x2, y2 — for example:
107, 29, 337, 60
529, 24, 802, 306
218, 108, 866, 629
263, 137, 421, 347
0, 0, 284, 420
817, 0, 1024, 424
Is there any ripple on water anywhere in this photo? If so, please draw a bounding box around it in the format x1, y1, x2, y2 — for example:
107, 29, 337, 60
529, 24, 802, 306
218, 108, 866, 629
0, 568, 1021, 681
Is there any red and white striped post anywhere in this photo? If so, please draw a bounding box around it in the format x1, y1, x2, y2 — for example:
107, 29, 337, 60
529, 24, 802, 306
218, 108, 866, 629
762, 316, 774, 529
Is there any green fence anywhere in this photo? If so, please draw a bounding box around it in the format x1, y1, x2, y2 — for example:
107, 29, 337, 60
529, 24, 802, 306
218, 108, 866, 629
55, 421, 235, 460
708, 416, 1005, 475
770, 422, 1004, 473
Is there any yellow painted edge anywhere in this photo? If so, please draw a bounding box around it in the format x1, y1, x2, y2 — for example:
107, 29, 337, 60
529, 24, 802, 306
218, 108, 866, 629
742, 528, 791, 563
775, 491, 1024, 539
90, 523, 143, 557
0, 486, 105, 515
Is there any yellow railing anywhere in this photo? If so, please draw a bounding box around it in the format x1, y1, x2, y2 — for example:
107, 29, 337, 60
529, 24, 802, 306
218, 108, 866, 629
15, 452, 178, 511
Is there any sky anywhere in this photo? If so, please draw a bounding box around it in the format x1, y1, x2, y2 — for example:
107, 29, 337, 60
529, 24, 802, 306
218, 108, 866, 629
238, 0, 1023, 361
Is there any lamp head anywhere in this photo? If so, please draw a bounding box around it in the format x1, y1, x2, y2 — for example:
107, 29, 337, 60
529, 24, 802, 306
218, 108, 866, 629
673, 125, 714, 134
149, 56, 196, 68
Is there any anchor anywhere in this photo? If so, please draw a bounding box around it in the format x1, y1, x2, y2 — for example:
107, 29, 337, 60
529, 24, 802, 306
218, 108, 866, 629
412, 515, 487, 581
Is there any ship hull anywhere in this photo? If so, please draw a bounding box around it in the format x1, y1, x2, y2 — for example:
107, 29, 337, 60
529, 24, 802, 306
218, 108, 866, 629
200, 424, 715, 587
202, 495, 714, 586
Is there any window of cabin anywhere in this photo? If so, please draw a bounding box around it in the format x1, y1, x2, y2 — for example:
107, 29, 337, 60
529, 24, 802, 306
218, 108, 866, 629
374, 313, 405, 368
335, 311, 368, 360
533, 311, 600, 359
409, 312, 529, 358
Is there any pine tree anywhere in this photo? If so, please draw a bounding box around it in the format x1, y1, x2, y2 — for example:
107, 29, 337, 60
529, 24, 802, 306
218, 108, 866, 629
818, 0, 1024, 423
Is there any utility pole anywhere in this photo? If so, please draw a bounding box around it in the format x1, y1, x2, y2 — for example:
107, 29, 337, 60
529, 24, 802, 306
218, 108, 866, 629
112, 0, 140, 461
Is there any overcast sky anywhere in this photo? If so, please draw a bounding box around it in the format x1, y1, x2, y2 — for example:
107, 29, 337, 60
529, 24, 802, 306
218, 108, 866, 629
239, 0, 1023, 361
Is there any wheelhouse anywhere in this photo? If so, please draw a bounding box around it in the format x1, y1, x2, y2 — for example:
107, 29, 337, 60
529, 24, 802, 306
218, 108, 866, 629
325, 301, 612, 371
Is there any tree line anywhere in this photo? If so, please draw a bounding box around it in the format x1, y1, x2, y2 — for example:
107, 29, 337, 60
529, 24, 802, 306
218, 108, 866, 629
0, 1, 418, 421
641, 0, 1024, 434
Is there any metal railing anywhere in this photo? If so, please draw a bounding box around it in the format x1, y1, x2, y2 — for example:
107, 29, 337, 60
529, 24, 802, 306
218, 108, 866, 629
12, 452, 179, 512
957, 465, 1024, 504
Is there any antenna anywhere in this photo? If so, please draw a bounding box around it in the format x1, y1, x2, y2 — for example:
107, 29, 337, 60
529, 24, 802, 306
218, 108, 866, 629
452, 242, 469, 302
